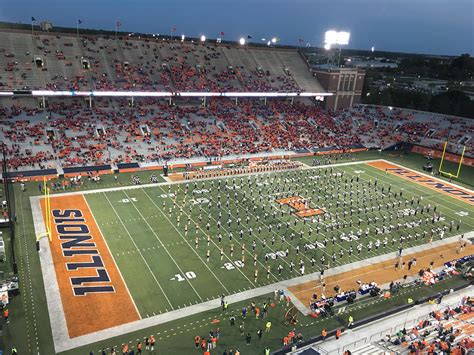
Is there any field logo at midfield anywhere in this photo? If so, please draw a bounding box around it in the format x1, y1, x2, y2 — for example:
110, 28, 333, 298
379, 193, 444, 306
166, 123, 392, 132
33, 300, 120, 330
367, 161, 474, 205
40, 194, 139, 338
277, 196, 326, 218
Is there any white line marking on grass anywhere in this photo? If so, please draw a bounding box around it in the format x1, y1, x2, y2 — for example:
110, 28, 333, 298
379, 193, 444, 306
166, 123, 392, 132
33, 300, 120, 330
122, 190, 204, 302
82, 196, 142, 320
176, 181, 330, 279
103, 192, 175, 310
205, 182, 344, 263
157, 185, 261, 287
141, 188, 231, 294
352, 164, 474, 230
362, 163, 474, 227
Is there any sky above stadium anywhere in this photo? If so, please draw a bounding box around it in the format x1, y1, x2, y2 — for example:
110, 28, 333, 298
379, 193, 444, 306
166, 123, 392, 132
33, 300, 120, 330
1, 0, 473, 56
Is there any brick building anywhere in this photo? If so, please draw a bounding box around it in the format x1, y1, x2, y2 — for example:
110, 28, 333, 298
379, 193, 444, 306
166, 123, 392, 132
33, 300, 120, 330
312, 65, 365, 111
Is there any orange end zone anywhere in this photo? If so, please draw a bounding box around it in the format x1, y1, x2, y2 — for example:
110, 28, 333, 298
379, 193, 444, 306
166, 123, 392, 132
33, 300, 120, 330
40, 194, 140, 338
288, 242, 474, 308
367, 161, 474, 205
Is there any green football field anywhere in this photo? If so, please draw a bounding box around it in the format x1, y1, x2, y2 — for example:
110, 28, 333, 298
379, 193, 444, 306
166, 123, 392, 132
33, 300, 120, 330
83, 161, 474, 316
2, 152, 474, 355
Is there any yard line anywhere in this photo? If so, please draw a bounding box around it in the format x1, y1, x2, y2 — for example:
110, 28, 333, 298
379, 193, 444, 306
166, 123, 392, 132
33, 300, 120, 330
348, 165, 474, 228
190, 173, 357, 267
234, 180, 355, 260
332, 166, 471, 248
155, 185, 262, 286
140, 187, 231, 294
82, 196, 142, 320
327, 166, 459, 245
171, 184, 296, 280
121, 190, 204, 303
102, 192, 175, 310
201, 184, 327, 266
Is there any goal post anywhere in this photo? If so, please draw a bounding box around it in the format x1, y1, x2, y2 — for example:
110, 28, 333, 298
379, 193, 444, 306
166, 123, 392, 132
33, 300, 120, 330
37, 177, 52, 243
438, 141, 466, 179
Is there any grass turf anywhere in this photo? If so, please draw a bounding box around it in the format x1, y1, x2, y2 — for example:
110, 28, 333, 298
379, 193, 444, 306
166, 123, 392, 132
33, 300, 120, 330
1, 152, 472, 354
83, 162, 473, 315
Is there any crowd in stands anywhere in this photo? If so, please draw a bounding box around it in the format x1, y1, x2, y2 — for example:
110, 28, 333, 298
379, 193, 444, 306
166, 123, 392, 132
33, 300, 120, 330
382, 295, 473, 354
0, 99, 361, 170
338, 105, 474, 154
1, 97, 472, 171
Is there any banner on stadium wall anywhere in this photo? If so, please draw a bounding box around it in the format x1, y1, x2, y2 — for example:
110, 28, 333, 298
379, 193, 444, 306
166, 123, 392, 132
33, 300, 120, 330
411, 145, 474, 167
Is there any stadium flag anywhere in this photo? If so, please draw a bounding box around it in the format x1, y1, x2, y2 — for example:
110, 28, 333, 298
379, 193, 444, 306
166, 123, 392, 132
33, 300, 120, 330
76, 19, 83, 38
170, 27, 177, 41
220, 31, 225, 36
115, 21, 122, 39
31, 16, 36, 35
298, 38, 304, 43
247, 35, 253, 39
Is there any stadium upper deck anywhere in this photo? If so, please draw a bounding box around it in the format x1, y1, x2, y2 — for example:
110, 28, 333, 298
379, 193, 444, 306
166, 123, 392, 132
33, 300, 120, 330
0, 29, 324, 93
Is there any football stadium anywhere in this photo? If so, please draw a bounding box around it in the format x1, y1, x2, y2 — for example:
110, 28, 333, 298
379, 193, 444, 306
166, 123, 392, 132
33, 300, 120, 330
0, 3, 473, 355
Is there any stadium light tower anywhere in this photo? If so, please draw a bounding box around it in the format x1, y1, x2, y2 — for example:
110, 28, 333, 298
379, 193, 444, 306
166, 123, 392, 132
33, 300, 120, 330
324, 30, 350, 67
239, 37, 246, 46
200, 35, 206, 43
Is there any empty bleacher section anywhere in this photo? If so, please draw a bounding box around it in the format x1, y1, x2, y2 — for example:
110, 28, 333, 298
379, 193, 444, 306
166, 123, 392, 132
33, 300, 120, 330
0, 30, 323, 93
337, 104, 474, 156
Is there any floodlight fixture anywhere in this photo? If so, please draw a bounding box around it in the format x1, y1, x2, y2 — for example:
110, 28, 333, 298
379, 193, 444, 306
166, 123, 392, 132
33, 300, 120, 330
325, 30, 350, 45
239, 37, 246, 46
200, 35, 206, 42
271, 37, 277, 44
337, 31, 350, 45
324, 30, 338, 45
324, 43, 331, 51
371, 46, 375, 52
181, 34, 185, 41
267, 41, 271, 46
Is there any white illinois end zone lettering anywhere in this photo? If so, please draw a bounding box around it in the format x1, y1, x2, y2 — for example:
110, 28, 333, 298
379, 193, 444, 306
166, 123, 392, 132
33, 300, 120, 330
53, 209, 115, 296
